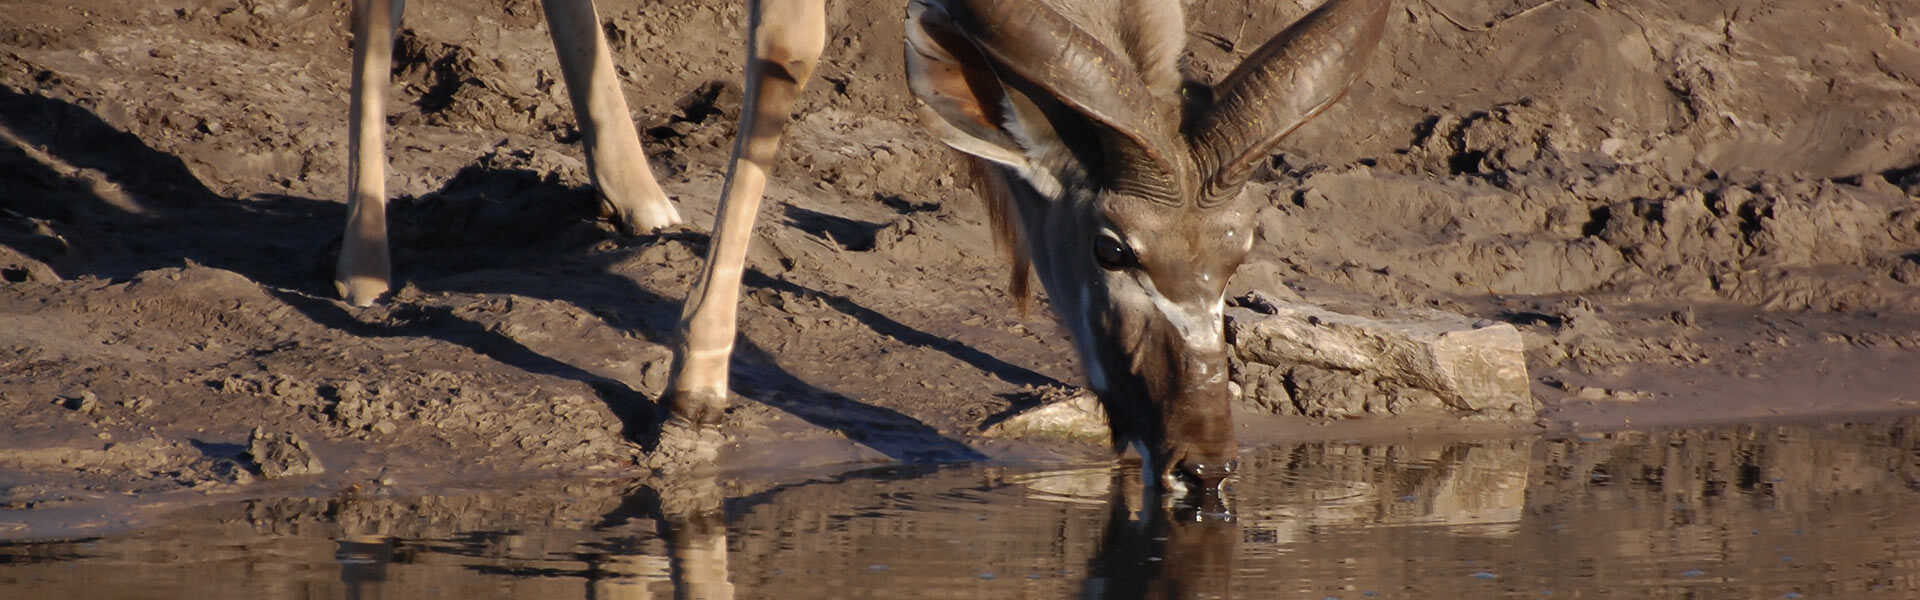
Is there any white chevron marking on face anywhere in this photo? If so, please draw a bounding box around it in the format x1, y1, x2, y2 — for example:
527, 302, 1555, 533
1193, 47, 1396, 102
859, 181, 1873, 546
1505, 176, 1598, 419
1138, 276, 1225, 354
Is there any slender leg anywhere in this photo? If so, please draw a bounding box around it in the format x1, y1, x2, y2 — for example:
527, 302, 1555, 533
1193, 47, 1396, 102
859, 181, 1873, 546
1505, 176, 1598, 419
336, 0, 406, 306
542, 0, 682, 233
665, 0, 828, 424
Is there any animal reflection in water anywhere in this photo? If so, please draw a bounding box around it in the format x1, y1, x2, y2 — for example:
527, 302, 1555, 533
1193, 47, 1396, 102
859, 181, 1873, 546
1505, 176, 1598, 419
323, 440, 1530, 599
34, 424, 1920, 597
487, 472, 1240, 600
620, 475, 1228, 600
1082, 473, 1240, 599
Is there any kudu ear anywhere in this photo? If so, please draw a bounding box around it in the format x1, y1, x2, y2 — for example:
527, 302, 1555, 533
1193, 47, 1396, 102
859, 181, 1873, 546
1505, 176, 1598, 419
1189, 0, 1390, 204
906, 0, 1186, 203
905, 1, 1032, 170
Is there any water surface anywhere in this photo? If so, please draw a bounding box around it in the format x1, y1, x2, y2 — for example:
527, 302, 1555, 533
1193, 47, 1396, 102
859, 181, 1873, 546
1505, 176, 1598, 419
5, 417, 1919, 598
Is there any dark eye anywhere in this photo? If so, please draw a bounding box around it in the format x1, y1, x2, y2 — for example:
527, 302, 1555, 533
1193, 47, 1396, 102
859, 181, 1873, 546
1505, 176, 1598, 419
1093, 233, 1136, 271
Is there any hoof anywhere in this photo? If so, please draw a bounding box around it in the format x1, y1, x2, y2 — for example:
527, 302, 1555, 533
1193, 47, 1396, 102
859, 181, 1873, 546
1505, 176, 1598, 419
665, 388, 728, 428
334, 274, 389, 307
335, 232, 390, 307
601, 195, 683, 235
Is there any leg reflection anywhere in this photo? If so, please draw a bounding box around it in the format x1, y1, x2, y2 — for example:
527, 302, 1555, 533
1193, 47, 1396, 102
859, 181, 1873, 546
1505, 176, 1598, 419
664, 502, 733, 600
590, 474, 734, 600
336, 533, 394, 600
587, 535, 667, 600
1084, 471, 1239, 599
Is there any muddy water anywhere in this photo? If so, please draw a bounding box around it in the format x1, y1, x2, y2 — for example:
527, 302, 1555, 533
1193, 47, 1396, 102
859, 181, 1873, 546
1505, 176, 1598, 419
5, 418, 1920, 599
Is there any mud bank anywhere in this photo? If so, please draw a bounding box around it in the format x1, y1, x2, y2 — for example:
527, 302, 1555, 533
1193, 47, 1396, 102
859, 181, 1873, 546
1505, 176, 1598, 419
3, 0, 1919, 512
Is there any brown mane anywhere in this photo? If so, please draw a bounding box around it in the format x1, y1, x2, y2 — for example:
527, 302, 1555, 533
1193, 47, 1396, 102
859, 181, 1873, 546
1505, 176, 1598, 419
958, 152, 1033, 316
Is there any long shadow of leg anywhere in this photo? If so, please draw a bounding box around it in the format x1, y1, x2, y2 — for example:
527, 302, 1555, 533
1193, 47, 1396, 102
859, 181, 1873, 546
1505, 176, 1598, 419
2, 82, 987, 465
745, 270, 1066, 391
302, 161, 991, 461
0, 85, 329, 289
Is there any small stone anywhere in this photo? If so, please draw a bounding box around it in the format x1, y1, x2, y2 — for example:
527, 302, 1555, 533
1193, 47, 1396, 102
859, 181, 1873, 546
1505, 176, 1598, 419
212, 460, 255, 485
246, 428, 326, 479
1599, 137, 1625, 156
1577, 387, 1609, 401
61, 391, 99, 414
1231, 291, 1283, 315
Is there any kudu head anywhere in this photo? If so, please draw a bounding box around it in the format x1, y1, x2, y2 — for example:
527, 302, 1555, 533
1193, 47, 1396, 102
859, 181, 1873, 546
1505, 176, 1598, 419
906, 0, 1388, 490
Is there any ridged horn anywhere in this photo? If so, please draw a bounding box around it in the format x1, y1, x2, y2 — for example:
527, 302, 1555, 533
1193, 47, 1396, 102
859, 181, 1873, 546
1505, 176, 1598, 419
943, 0, 1185, 204
1190, 0, 1390, 206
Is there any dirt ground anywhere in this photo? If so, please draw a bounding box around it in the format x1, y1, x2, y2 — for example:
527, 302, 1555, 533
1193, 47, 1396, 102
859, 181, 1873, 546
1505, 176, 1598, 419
3, 0, 1919, 523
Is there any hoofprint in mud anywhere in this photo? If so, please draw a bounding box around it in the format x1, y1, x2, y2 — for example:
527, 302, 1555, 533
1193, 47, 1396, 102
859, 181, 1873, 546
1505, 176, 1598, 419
4, 0, 1920, 506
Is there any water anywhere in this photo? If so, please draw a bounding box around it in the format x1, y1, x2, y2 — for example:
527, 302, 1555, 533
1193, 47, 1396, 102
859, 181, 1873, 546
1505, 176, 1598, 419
5, 417, 1920, 598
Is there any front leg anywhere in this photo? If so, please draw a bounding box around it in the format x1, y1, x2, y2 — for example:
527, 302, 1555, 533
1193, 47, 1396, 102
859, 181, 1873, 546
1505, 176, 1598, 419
336, 0, 405, 306
666, 0, 828, 425
542, 0, 682, 233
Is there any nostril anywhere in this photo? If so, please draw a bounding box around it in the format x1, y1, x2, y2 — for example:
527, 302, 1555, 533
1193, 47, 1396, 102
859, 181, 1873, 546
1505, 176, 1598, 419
1178, 459, 1237, 489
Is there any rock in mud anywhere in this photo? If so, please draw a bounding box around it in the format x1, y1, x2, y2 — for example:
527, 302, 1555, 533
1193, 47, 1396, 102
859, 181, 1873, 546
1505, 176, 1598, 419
246, 428, 325, 479
60, 390, 99, 414
1228, 299, 1535, 420
982, 393, 1110, 444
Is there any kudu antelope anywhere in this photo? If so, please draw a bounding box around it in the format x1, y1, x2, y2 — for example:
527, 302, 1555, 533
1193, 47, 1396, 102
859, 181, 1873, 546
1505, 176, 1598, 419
339, 0, 1388, 490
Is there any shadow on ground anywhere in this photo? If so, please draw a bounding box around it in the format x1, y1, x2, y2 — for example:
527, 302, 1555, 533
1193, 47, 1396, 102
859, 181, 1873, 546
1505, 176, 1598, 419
0, 84, 992, 463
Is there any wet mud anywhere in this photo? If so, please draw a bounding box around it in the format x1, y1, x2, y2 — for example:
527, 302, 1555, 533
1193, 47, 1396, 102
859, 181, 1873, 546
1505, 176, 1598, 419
2, 0, 1919, 521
